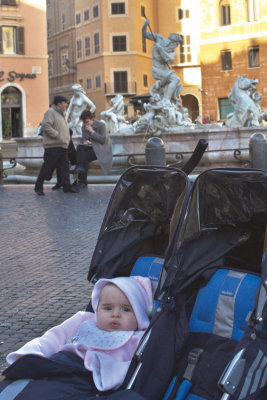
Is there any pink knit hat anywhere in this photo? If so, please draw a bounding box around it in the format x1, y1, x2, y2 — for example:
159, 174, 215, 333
91, 276, 153, 330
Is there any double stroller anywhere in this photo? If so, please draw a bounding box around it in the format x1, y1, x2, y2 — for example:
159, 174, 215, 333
2, 163, 267, 400
87, 165, 267, 400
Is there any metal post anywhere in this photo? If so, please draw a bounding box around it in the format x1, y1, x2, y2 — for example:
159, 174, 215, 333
0, 144, 4, 185
145, 137, 166, 166
249, 132, 267, 170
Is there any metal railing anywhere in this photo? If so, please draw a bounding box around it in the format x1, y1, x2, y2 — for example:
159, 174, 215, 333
0, 146, 251, 183
104, 81, 136, 95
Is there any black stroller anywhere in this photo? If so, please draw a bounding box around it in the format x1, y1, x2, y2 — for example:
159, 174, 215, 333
115, 167, 267, 400
88, 167, 267, 400
2, 165, 267, 400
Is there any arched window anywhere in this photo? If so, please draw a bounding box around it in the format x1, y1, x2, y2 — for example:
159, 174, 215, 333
220, 0, 231, 26
1, 86, 22, 138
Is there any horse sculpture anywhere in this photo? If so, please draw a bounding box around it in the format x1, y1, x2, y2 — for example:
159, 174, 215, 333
225, 75, 260, 127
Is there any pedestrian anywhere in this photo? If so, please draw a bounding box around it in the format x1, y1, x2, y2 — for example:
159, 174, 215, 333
2, 276, 153, 398
34, 95, 79, 195
72, 110, 112, 190
51, 128, 77, 191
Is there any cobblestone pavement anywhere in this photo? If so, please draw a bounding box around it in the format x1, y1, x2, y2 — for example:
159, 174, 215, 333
0, 183, 114, 376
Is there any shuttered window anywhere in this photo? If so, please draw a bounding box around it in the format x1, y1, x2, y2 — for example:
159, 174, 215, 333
0, 0, 18, 5
0, 26, 24, 54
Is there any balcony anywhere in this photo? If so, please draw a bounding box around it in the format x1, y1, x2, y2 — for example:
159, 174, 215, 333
0, 0, 18, 6
104, 81, 136, 96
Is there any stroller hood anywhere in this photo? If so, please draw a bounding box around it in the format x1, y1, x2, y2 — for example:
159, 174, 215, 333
156, 168, 267, 301
88, 166, 190, 282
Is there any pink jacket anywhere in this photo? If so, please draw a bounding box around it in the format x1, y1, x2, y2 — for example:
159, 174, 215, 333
7, 311, 145, 391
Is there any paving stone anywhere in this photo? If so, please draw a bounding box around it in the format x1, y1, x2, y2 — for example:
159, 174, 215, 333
0, 184, 114, 374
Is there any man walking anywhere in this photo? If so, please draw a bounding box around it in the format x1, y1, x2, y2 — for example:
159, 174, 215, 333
72, 110, 112, 190
34, 96, 78, 195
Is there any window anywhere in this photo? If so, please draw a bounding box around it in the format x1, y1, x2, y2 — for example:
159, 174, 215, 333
61, 48, 69, 73
219, 98, 234, 119
62, 13, 66, 31
84, 9, 90, 22
141, 5, 145, 17
221, 50, 232, 71
178, 8, 190, 19
94, 33, 100, 54
47, 20, 51, 36
95, 75, 101, 88
76, 13, 81, 25
0, 26, 24, 54
93, 5, 99, 19
111, 2, 125, 14
87, 78, 92, 89
76, 39, 82, 59
220, 1, 231, 25
143, 74, 148, 87
85, 36, 91, 57
249, 47, 259, 68
114, 71, 128, 93
0, 0, 17, 5
48, 54, 53, 77
247, 0, 258, 21
112, 35, 126, 52
142, 36, 146, 53
179, 35, 191, 63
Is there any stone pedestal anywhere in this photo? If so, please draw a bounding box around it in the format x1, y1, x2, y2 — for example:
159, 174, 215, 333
12, 126, 267, 176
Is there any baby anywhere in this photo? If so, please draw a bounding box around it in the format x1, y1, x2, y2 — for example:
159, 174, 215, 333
5, 276, 153, 393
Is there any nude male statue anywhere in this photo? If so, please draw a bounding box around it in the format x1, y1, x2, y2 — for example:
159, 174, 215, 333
142, 19, 183, 104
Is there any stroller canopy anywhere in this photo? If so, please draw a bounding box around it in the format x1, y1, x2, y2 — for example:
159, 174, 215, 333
157, 168, 267, 300
88, 166, 190, 282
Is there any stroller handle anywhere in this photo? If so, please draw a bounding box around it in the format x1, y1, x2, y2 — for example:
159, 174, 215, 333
181, 139, 208, 175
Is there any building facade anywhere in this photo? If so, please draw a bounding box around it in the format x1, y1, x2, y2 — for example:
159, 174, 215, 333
0, 0, 49, 140
200, 0, 267, 122
47, 0, 267, 124
72, 0, 202, 120
47, 0, 77, 105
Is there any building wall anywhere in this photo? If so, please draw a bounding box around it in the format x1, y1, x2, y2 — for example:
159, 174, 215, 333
47, 0, 76, 105
73, 0, 201, 120
200, 0, 267, 121
0, 0, 49, 139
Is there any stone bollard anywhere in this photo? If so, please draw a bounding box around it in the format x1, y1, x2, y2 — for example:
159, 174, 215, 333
249, 133, 267, 170
145, 137, 166, 166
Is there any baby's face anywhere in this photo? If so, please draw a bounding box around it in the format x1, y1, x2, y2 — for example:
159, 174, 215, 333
96, 284, 138, 332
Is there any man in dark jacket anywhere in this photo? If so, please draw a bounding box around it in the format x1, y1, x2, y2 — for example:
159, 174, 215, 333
34, 96, 78, 195
72, 110, 112, 190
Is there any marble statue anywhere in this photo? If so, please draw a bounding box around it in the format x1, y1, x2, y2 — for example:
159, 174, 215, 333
225, 75, 266, 128
142, 19, 183, 105
133, 93, 194, 134
65, 84, 96, 135
131, 19, 194, 134
100, 94, 129, 134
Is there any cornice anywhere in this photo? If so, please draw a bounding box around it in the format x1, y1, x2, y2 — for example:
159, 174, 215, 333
0, 14, 22, 22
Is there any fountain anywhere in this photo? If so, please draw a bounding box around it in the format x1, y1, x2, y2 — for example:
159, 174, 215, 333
11, 21, 267, 179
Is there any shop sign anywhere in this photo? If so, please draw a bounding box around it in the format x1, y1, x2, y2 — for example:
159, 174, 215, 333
0, 70, 37, 83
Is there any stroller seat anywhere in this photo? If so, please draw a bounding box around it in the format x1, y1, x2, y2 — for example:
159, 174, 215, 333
131, 256, 164, 292
164, 268, 261, 400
